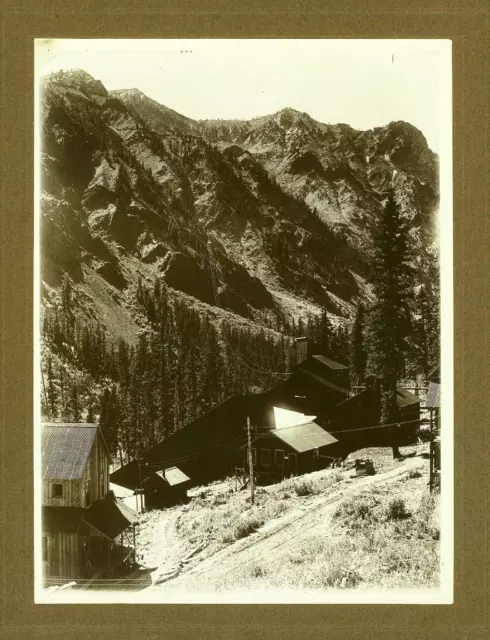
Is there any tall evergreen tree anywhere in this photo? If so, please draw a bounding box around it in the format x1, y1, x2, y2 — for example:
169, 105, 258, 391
61, 274, 72, 312
46, 356, 58, 419
318, 309, 333, 355
369, 187, 413, 459
69, 382, 82, 422
350, 303, 367, 386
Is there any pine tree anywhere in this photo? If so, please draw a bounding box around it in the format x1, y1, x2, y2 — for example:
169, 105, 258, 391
350, 303, 367, 386
318, 310, 333, 355
369, 188, 414, 459
69, 382, 82, 422
46, 356, 58, 419
61, 274, 72, 312
99, 386, 120, 458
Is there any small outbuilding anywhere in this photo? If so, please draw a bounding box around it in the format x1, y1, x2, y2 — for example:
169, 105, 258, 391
141, 466, 191, 509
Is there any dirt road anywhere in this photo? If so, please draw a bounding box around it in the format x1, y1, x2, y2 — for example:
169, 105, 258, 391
146, 454, 426, 594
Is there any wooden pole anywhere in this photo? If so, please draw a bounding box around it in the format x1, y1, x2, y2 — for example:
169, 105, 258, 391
247, 417, 255, 506
132, 525, 136, 564
138, 461, 142, 512
429, 408, 434, 493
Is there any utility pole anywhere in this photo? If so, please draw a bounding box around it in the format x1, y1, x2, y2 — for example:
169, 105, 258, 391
429, 408, 434, 494
247, 417, 255, 505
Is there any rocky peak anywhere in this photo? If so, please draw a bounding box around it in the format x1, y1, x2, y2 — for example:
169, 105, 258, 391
47, 68, 108, 98
111, 88, 198, 135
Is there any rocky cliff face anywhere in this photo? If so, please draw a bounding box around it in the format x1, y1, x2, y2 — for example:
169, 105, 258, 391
40, 70, 439, 345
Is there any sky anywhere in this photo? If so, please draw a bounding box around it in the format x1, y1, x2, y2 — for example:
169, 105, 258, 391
35, 39, 451, 154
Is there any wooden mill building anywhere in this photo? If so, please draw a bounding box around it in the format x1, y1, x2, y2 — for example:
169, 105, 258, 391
111, 344, 350, 492
318, 380, 421, 455
41, 423, 138, 584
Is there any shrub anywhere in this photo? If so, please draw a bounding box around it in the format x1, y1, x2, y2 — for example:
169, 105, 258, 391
234, 515, 264, 539
250, 563, 267, 578
220, 514, 265, 544
294, 480, 316, 496
220, 530, 235, 544
334, 494, 381, 529
408, 468, 422, 479
387, 498, 409, 520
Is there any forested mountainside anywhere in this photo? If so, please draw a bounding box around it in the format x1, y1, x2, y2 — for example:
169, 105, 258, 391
39, 69, 440, 462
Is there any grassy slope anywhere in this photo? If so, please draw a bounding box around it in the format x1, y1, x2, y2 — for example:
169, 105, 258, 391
137, 445, 440, 593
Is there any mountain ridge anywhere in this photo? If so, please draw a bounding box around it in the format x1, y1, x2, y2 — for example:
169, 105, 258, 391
40, 67, 438, 349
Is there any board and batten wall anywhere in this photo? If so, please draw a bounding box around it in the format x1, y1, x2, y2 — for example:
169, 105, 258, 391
43, 532, 85, 580
42, 429, 112, 580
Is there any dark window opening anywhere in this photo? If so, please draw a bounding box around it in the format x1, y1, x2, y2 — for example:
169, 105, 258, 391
274, 450, 284, 467
51, 483, 63, 498
261, 449, 271, 466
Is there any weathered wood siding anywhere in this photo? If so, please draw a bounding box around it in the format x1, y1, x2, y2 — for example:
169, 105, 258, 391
86, 429, 111, 505
43, 532, 85, 580
42, 429, 111, 508
42, 475, 87, 507
42, 428, 113, 581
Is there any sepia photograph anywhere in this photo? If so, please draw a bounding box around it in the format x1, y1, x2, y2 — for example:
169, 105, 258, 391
34, 38, 452, 604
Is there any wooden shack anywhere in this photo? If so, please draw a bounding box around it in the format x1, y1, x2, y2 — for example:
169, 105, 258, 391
41, 423, 138, 584
141, 466, 191, 509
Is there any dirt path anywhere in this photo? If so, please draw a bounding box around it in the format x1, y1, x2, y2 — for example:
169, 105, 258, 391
136, 505, 187, 580
147, 455, 425, 594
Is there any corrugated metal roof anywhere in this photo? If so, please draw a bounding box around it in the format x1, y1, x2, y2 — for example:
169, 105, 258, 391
311, 355, 348, 370
42, 424, 98, 480
271, 422, 338, 453
82, 493, 139, 540
425, 382, 441, 408
161, 466, 191, 487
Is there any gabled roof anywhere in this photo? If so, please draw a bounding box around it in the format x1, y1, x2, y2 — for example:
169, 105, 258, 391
42, 423, 98, 480
269, 422, 338, 453
82, 493, 139, 540
396, 386, 421, 407
310, 354, 348, 370
142, 466, 191, 489
297, 367, 350, 395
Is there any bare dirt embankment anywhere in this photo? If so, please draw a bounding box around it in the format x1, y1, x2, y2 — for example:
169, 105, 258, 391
135, 445, 439, 595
